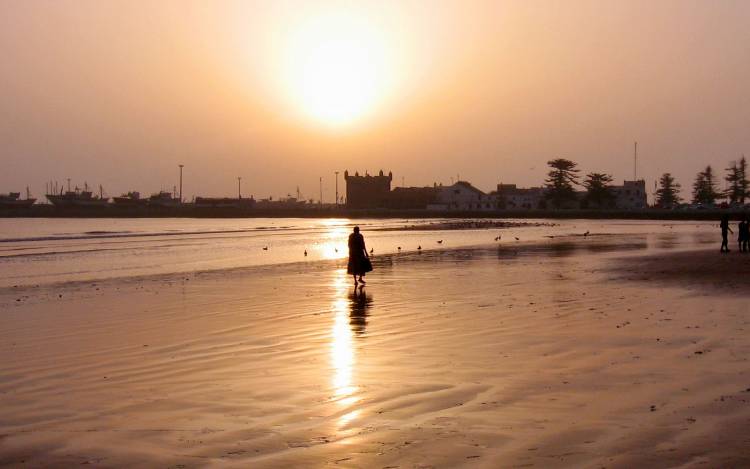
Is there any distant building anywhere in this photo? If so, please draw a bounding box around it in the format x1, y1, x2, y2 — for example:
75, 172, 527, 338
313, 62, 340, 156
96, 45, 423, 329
386, 185, 440, 209
611, 180, 647, 209
490, 184, 546, 210
344, 170, 392, 208
428, 181, 492, 210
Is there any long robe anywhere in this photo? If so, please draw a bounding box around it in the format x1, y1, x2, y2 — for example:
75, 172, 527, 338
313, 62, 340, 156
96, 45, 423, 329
347, 232, 372, 275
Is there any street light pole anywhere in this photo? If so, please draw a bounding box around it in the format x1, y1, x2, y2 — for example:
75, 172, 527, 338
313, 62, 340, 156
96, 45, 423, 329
238, 177, 242, 199
335, 171, 339, 208
319, 177, 323, 207
178, 164, 184, 203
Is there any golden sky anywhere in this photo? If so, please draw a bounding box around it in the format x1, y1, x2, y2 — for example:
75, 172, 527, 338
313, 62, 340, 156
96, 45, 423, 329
2, 0, 749, 200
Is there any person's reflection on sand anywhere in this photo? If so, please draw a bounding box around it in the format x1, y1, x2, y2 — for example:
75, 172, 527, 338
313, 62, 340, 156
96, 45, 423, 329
349, 287, 372, 336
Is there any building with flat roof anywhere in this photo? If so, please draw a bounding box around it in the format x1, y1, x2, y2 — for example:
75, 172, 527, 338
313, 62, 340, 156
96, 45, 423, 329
491, 184, 546, 210
611, 180, 647, 209
386, 185, 440, 209
344, 170, 392, 208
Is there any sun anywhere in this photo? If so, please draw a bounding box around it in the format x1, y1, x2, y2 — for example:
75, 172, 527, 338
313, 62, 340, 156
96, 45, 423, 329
281, 11, 392, 128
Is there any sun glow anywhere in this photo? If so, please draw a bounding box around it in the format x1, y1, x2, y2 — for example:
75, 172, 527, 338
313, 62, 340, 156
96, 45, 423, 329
281, 10, 394, 127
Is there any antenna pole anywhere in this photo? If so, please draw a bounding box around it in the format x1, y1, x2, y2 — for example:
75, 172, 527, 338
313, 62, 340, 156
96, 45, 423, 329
319, 177, 323, 207
634, 141, 638, 181
178, 164, 184, 203
238, 176, 242, 199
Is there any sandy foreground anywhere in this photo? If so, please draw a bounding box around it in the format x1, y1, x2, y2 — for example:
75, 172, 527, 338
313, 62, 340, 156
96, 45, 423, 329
1, 236, 750, 468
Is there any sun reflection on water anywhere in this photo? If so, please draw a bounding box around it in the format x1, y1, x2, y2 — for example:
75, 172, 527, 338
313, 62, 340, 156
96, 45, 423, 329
318, 219, 349, 260
328, 265, 375, 430
331, 269, 356, 396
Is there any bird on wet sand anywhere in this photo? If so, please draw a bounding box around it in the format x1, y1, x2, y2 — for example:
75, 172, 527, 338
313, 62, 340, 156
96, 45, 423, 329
304, 250, 307, 256
417, 245, 422, 251
584, 230, 590, 237
514, 237, 520, 241
263, 246, 268, 250
397, 246, 402, 251
370, 248, 374, 254
437, 240, 443, 244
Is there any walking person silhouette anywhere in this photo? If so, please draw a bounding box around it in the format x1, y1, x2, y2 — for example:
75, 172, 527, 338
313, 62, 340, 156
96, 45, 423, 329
720, 214, 733, 253
347, 226, 372, 286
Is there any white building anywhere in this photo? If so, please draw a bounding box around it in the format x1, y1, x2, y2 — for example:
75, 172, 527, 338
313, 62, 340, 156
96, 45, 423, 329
427, 181, 494, 210
491, 184, 546, 210
611, 180, 647, 209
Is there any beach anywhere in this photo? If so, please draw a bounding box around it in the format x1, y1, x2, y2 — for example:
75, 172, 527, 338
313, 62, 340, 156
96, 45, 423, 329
1, 225, 750, 467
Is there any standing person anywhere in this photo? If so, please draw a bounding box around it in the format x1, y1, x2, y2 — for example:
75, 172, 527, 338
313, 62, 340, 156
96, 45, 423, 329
738, 218, 747, 252
347, 226, 372, 285
720, 215, 733, 253
741, 216, 750, 253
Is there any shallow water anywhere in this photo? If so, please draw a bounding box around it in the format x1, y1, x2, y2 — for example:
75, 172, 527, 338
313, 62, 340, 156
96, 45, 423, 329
1, 232, 748, 467
0, 217, 718, 287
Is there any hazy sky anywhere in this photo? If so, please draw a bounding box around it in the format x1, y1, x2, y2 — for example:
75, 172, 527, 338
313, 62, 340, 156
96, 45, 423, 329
2, 0, 749, 201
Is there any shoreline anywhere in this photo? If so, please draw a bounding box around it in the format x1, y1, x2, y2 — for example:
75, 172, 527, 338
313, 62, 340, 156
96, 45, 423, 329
2, 233, 741, 306
0, 232, 652, 294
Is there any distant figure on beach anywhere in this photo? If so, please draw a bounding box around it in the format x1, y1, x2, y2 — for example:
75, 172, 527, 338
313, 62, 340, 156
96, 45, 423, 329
739, 217, 749, 253
347, 226, 372, 285
720, 215, 733, 253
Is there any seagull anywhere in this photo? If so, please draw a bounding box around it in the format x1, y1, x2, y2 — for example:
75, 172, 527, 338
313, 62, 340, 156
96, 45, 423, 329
304, 250, 307, 256
370, 248, 374, 254
398, 246, 402, 251
262, 246, 268, 250
514, 237, 520, 241
417, 245, 422, 250
437, 240, 443, 244
334, 248, 338, 253
494, 235, 502, 241
583, 230, 590, 237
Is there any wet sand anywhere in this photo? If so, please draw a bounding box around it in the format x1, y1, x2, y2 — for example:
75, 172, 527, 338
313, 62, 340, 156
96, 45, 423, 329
1, 237, 750, 467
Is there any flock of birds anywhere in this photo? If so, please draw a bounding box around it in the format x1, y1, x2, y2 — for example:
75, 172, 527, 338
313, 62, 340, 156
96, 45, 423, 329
258, 231, 563, 257
260, 231, 596, 256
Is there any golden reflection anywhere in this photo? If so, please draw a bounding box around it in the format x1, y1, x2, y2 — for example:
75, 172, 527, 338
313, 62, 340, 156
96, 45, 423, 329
331, 269, 355, 399
338, 409, 361, 428
331, 297, 355, 396
329, 268, 374, 430
318, 219, 349, 260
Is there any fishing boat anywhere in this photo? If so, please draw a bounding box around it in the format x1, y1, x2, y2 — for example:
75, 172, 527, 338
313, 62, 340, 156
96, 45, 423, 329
112, 191, 147, 207
46, 184, 109, 208
147, 191, 181, 208
0, 188, 36, 208
194, 196, 255, 209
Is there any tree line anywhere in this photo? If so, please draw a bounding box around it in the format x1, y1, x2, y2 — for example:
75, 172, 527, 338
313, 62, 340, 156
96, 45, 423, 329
543, 157, 749, 209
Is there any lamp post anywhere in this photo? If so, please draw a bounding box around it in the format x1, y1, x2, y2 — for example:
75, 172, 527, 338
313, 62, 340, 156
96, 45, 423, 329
335, 171, 339, 208
319, 177, 323, 207
178, 164, 184, 203
238, 177, 242, 199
